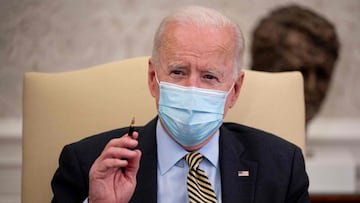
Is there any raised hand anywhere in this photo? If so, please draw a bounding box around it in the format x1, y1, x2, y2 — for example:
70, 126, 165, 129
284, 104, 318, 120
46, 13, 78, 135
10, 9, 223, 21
88, 132, 141, 203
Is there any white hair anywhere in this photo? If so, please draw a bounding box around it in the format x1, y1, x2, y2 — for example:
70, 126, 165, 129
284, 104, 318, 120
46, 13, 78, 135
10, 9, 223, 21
151, 6, 245, 78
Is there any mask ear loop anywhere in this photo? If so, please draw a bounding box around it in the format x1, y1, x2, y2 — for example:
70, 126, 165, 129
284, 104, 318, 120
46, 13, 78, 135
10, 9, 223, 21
154, 70, 160, 85
226, 82, 235, 96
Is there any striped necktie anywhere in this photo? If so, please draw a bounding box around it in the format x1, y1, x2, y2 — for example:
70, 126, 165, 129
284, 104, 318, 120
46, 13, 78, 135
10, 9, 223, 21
185, 152, 218, 203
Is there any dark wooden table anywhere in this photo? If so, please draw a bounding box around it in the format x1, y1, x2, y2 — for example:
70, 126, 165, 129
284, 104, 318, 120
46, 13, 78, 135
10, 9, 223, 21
311, 194, 360, 202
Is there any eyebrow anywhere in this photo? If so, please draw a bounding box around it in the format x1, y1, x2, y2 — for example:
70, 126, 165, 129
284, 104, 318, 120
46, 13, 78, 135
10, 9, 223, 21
168, 61, 190, 69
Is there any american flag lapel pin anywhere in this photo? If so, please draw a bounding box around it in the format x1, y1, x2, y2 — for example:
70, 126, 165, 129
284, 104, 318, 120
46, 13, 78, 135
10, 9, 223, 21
238, 170, 249, 177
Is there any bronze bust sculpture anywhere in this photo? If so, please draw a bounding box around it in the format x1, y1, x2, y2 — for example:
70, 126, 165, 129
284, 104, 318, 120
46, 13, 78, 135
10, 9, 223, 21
251, 5, 340, 124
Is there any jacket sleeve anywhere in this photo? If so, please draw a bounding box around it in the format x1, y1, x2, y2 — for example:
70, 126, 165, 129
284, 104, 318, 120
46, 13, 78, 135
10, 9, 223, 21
51, 145, 88, 203
285, 147, 310, 203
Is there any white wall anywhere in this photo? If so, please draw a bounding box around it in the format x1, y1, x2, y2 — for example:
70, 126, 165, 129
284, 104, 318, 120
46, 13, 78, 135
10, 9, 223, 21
0, 119, 21, 203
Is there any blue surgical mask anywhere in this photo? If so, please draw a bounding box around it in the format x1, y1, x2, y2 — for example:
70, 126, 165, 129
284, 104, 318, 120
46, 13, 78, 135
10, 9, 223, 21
157, 80, 233, 147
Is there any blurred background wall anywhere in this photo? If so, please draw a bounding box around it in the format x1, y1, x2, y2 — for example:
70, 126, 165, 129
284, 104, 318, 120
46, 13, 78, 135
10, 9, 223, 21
0, 0, 359, 202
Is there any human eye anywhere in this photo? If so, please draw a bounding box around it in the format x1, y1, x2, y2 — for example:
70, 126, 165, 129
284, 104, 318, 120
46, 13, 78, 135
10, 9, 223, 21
202, 72, 221, 84
168, 67, 189, 80
170, 69, 185, 76
203, 74, 217, 80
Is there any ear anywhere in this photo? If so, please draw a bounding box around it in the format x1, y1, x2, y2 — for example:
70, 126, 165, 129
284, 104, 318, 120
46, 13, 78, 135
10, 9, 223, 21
229, 71, 245, 108
148, 59, 157, 98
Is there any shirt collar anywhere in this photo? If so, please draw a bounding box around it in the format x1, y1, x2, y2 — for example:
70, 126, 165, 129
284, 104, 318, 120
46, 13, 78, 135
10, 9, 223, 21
156, 119, 219, 175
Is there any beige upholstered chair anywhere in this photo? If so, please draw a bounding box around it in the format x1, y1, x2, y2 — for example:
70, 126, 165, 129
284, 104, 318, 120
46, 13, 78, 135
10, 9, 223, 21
22, 56, 305, 203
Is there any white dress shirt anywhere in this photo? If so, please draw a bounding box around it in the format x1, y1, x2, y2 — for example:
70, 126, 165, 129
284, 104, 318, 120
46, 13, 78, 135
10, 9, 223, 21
156, 120, 222, 202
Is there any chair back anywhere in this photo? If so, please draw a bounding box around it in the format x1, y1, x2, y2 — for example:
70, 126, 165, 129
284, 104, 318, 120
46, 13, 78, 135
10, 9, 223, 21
22, 56, 305, 202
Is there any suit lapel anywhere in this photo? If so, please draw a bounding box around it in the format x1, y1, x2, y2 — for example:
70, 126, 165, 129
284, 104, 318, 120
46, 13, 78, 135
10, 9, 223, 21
130, 118, 158, 203
219, 125, 258, 203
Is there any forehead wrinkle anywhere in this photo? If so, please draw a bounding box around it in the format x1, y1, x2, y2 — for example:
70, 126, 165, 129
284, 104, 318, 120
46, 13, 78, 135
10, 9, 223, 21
162, 24, 233, 54
159, 23, 237, 75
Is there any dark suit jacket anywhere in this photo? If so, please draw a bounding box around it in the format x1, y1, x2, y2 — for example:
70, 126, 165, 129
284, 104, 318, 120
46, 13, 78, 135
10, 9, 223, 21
51, 118, 310, 203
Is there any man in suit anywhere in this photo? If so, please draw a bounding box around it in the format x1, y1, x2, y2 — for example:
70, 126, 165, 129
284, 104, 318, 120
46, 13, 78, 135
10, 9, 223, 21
51, 6, 310, 203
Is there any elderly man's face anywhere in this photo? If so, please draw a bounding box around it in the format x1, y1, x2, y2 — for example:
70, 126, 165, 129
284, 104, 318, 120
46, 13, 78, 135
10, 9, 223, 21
148, 22, 244, 117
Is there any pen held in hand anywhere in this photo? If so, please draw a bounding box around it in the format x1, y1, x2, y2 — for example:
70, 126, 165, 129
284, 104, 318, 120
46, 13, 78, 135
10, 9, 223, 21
121, 117, 136, 172
128, 117, 135, 138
